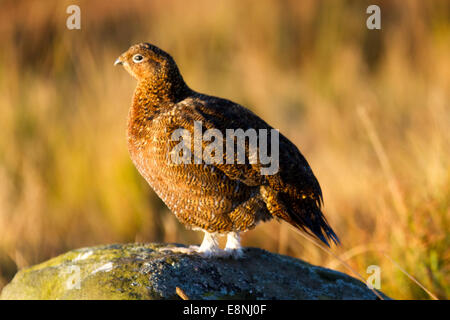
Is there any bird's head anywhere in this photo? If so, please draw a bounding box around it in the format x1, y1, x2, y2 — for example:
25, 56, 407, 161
115, 43, 181, 83
115, 43, 189, 101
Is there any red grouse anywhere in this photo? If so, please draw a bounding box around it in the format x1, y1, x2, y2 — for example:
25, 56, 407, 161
115, 43, 339, 258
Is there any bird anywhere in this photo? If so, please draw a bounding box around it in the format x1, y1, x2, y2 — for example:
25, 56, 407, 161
115, 42, 339, 259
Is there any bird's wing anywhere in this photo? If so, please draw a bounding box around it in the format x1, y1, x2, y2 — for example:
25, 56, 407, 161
173, 95, 321, 194
167, 95, 339, 246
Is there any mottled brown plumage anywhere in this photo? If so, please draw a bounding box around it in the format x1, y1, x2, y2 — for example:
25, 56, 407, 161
115, 43, 339, 258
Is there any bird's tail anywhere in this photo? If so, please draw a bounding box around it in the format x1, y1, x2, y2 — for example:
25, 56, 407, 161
261, 185, 340, 247
281, 193, 340, 247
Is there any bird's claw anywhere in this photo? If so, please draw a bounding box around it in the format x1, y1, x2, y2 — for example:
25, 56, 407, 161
161, 245, 244, 259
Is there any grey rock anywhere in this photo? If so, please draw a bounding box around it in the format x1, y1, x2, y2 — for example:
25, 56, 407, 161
0, 243, 388, 300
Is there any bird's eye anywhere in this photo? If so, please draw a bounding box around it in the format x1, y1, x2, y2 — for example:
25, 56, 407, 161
132, 54, 144, 63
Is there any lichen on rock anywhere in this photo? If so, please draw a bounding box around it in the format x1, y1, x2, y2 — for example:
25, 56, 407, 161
0, 243, 388, 300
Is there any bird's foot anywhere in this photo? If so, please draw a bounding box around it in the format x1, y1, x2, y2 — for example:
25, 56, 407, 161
161, 245, 244, 259
160, 245, 199, 255
197, 246, 227, 259
223, 247, 245, 260
197, 246, 244, 259
222, 232, 244, 259
160, 245, 224, 258
161, 231, 245, 259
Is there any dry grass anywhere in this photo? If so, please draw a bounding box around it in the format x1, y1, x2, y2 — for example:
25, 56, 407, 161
0, 0, 448, 299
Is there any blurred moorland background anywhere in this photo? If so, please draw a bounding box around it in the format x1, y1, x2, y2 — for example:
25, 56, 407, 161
0, 0, 448, 299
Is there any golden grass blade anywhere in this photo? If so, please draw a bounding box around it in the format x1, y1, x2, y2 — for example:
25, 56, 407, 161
176, 286, 190, 300
381, 253, 439, 300
326, 244, 439, 300
287, 225, 385, 300
357, 105, 408, 218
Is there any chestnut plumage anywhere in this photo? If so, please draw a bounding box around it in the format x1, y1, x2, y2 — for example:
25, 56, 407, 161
116, 43, 339, 258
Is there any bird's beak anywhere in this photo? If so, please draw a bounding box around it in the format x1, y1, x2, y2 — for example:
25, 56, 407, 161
114, 57, 123, 66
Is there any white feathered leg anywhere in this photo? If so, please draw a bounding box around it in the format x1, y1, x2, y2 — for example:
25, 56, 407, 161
224, 232, 244, 259
160, 231, 221, 257
197, 231, 222, 258
161, 231, 243, 259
